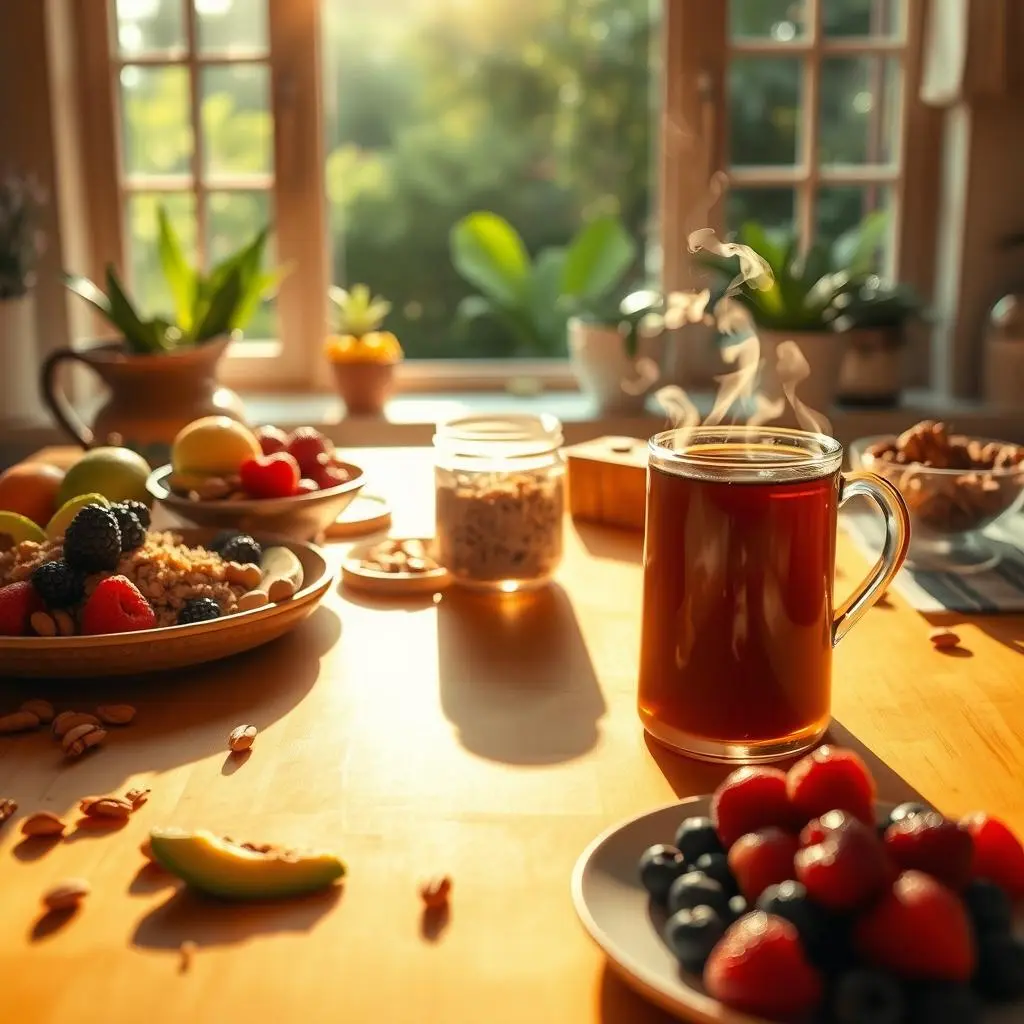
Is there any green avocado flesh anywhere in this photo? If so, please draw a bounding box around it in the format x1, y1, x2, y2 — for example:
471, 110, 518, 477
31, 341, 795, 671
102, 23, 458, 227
149, 828, 346, 900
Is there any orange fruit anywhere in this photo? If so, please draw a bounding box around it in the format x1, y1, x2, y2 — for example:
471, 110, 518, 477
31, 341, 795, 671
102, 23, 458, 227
0, 462, 66, 527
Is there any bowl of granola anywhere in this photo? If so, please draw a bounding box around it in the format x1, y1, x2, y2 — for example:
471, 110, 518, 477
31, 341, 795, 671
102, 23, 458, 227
0, 503, 333, 677
850, 420, 1024, 571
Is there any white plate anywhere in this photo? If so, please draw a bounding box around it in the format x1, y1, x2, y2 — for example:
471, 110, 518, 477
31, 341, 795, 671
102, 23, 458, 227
572, 796, 1023, 1024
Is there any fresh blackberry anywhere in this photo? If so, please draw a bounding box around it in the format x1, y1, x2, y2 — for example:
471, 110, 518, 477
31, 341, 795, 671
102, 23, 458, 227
220, 534, 262, 566
209, 529, 241, 555
177, 598, 222, 625
111, 504, 146, 552
120, 499, 151, 529
30, 560, 85, 608
63, 505, 122, 573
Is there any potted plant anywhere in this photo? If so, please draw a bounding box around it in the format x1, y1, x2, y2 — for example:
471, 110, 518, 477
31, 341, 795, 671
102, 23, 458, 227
44, 206, 285, 462
0, 172, 46, 427
324, 284, 403, 415
450, 211, 658, 412
829, 279, 924, 406
696, 214, 887, 413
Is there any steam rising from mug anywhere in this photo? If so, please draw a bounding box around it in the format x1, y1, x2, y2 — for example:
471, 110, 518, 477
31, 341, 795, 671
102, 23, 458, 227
652, 227, 832, 442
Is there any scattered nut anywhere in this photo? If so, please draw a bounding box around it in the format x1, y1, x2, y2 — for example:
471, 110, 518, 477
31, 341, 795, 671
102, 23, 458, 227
140, 837, 155, 862
53, 609, 76, 636
419, 875, 452, 910
42, 878, 90, 911
228, 724, 258, 752
196, 476, 231, 501
52, 711, 101, 739
62, 724, 107, 759
0, 710, 41, 734
30, 610, 57, 636
124, 786, 151, 808
80, 796, 133, 820
179, 939, 198, 972
20, 699, 55, 723
95, 704, 137, 726
225, 562, 262, 589
929, 627, 961, 650
21, 811, 66, 837
0, 798, 18, 824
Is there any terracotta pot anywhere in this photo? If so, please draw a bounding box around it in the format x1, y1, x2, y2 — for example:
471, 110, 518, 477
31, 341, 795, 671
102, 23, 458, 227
755, 328, 843, 423
40, 336, 246, 466
330, 360, 397, 416
837, 328, 904, 406
567, 317, 665, 414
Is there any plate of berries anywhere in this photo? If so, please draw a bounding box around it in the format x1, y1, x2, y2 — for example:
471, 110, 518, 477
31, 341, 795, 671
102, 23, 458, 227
0, 497, 331, 678
572, 746, 1024, 1023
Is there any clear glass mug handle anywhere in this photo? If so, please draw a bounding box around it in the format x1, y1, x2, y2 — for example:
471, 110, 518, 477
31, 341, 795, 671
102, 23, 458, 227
833, 470, 911, 645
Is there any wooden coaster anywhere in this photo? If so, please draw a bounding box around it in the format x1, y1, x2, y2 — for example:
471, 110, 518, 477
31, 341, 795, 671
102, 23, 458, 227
324, 494, 393, 539
341, 537, 450, 596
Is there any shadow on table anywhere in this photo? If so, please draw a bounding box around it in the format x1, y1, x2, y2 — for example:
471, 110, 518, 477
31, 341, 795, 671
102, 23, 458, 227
645, 720, 926, 807
131, 884, 342, 951
922, 610, 1024, 658
598, 964, 676, 1023
574, 522, 644, 566
435, 584, 606, 765
0, 604, 341, 810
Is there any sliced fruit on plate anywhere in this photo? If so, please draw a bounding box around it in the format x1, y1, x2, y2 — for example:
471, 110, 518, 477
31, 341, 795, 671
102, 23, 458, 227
148, 827, 346, 899
45, 493, 110, 539
0, 511, 47, 549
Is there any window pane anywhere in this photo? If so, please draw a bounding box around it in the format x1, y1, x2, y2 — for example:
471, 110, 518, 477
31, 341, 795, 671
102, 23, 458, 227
730, 0, 806, 40
206, 190, 276, 338
819, 56, 900, 165
729, 58, 802, 166
201, 65, 273, 179
115, 0, 185, 56
120, 66, 193, 177
322, 0, 657, 360
126, 192, 196, 318
726, 188, 796, 234
823, 0, 901, 38
196, 0, 268, 54
816, 184, 892, 263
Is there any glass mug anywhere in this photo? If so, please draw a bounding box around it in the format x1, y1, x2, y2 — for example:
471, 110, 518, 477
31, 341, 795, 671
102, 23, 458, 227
638, 426, 910, 763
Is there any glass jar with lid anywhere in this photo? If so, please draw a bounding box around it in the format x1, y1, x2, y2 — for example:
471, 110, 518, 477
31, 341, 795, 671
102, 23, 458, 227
433, 413, 565, 590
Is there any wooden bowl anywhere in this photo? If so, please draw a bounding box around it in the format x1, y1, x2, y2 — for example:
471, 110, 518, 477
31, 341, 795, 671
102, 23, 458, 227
0, 529, 333, 679
146, 462, 366, 541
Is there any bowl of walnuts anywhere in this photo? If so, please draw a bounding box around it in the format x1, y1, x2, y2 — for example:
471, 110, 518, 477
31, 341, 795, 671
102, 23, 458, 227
850, 420, 1024, 570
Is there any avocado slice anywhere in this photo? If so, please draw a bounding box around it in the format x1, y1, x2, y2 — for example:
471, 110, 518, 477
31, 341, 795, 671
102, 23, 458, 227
0, 511, 46, 551
148, 828, 346, 900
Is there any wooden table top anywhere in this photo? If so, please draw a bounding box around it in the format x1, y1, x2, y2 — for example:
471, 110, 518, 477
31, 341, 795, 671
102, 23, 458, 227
2, 446, 1023, 1023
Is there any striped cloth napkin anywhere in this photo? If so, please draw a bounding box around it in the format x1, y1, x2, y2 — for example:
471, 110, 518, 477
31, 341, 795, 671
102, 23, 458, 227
842, 509, 1024, 614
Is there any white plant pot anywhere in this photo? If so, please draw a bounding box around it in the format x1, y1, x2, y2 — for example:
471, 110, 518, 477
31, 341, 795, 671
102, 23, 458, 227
0, 294, 46, 427
568, 318, 665, 415
837, 328, 903, 406
756, 328, 843, 422
983, 334, 1024, 408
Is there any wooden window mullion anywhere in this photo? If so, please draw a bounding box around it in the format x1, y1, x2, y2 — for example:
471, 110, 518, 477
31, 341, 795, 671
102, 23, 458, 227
798, 0, 823, 251
183, 0, 207, 268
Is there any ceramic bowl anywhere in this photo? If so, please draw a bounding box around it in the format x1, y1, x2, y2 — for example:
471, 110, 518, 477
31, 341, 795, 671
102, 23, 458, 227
146, 461, 366, 541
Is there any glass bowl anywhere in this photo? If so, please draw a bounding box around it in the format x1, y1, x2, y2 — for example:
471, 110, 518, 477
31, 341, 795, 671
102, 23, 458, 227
849, 434, 1024, 572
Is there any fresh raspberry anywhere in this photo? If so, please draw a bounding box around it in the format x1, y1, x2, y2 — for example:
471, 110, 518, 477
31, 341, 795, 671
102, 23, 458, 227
853, 870, 976, 982
795, 817, 892, 911
255, 424, 289, 457
308, 454, 351, 490
711, 767, 795, 849
297, 478, 319, 494
0, 581, 44, 635
799, 807, 861, 847
787, 745, 876, 826
961, 812, 1024, 900
727, 829, 799, 902
704, 912, 824, 1020
239, 453, 300, 499
286, 427, 334, 476
80, 575, 156, 635
884, 812, 974, 889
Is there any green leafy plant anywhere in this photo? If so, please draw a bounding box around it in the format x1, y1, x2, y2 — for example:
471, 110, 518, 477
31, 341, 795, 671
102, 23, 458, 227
696, 211, 889, 332
450, 211, 638, 356
826, 278, 924, 334
63, 206, 286, 355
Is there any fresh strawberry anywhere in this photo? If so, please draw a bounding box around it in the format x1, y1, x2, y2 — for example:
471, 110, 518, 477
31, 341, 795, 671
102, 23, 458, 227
728, 829, 799, 902
795, 817, 892, 911
286, 427, 333, 476
254, 424, 289, 456
712, 767, 795, 849
704, 912, 824, 1020
0, 581, 44, 635
239, 453, 301, 499
962, 812, 1024, 900
884, 812, 974, 889
854, 870, 976, 981
80, 575, 156, 635
787, 745, 876, 826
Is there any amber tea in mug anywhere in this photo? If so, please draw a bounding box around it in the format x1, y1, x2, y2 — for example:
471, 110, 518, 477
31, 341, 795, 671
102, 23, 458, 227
638, 427, 910, 763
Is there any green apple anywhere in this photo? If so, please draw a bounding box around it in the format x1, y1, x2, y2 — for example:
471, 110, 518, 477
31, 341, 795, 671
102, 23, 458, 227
57, 447, 152, 507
